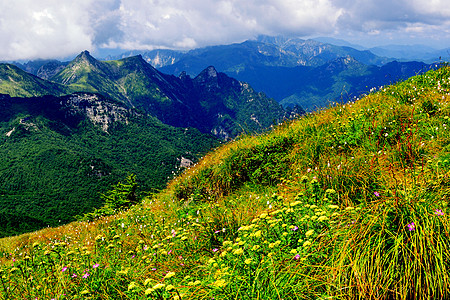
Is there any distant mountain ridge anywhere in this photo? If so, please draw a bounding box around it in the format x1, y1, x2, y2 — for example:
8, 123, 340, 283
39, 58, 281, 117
49, 51, 288, 139
8, 35, 445, 112
1, 51, 289, 140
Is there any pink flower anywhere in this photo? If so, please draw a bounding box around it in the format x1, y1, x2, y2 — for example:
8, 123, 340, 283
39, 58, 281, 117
291, 226, 299, 231
374, 191, 380, 197
407, 222, 415, 231
294, 254, 301, 260
71, 274, 77, 278
435, 209, 445, 216
62, 266, 68, 272
82, 273, 90, 279
92, 263, 99, 269
212, 248, 218, 252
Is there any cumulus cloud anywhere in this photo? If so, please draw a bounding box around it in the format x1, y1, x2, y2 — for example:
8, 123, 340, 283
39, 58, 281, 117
0, 0, 449, 60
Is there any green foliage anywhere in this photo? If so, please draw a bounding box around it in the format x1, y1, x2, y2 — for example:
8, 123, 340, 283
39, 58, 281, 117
0, 94, 219, 237
81, 174, 139, 220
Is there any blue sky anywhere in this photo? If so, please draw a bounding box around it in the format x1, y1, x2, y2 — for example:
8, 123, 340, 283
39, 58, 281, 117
1, 0, 449, 60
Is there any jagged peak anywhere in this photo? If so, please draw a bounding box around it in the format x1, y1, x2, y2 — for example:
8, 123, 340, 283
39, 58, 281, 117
74, 50, 96, 63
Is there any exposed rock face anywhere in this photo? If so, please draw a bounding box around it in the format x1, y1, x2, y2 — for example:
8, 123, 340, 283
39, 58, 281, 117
63, 94, 130, 132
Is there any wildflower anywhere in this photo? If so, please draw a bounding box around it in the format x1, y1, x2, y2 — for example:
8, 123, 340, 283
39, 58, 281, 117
233, 248, 244, 255
244, 258, 253, 264
145, 288, 154, 295
305, 230, 314, 237
294, 254, 301, 260
435, 209, 445, 216
152, 283, 165, 290
212, 279, 227, 288
251, 245, 260, 251
303, 241, 312, 247
212, 248, 218, 252
144, 278, 152, 286
92, 263, 99, 269
290, 249, 298, 254
328, 204, 339, 209
407, 222, 415, 231
318, 216, 328, 222
61, 266, 68, 272
374, 191, 380, 197
164, 271, 176, 279
82, 272, 90, 279
291, 225, 299, 231
254, 230, 262, 238
128, 282, 138, 291
165, 284, 175, 291
71, 273, 77, 278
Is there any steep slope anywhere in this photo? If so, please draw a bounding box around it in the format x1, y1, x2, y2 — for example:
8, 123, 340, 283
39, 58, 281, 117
0, 63, 69, 97
0, 92, 219, 237
1, 66, 449, 299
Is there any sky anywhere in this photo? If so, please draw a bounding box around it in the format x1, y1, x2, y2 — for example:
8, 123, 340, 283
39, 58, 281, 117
1, 0, 450, 61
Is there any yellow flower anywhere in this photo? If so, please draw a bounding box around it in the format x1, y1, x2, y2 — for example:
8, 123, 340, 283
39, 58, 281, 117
290, 249, 298, 254
144, 278, 152, 286
282, 232, 288, 236
244, 258, 253, 264
128, 282, 138, 291
145, 288, 154, 295
212, 279, 227, 288
305, 229, 314, 237
318, 216, 328, 222
251, 245, 260, 251
303, 241, 312, 247
254, 230, 262, 238
152, 283, 165, 290
166, 284, 175, 291
328, 204, 339, 209
233, 248, 244, 255
260, 213, 268, 219
164, 271, 176, 279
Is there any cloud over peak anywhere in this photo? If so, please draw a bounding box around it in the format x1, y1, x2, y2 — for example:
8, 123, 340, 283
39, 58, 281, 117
1, 0, 449, 60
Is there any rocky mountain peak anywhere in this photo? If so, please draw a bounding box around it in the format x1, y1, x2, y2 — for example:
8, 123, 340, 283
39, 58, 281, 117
194, 66, 220, 89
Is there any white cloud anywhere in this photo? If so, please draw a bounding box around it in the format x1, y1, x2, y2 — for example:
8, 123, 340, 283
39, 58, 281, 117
0, 0, 449, 60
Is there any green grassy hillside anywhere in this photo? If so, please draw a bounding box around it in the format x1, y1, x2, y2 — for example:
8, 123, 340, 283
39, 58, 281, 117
1, 66, 450, 299
0, 64, 69, 97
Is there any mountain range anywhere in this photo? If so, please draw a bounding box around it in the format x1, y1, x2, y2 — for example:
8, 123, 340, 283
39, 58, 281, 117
0, 50, 290, 236
11, 35, 438, 111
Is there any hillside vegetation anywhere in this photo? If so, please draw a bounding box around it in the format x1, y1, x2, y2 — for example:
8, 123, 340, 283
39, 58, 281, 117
1, 66, 450, 299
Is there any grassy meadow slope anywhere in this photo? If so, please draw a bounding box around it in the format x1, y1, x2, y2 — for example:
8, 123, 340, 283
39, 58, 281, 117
0, 64, 69, 97
1, 66, 450, 299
